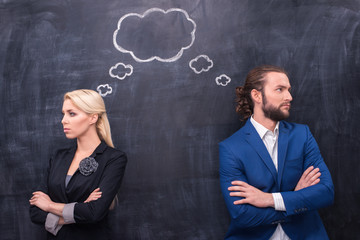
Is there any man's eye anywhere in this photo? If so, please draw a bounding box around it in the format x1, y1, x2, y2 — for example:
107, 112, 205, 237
276, 88, 282, 92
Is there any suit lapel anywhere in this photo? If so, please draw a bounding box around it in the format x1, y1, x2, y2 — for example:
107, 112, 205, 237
244, 120, 278, 184
61, 146, 76, 201
63, 141, 106, 192
89, 141, 107, 158
277, 122, 289, 189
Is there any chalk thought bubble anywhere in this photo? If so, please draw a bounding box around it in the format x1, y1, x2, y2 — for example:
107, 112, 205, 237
113, 8, 196, 62
189, 55, 213, 74
97, 84, 113, 97
109, 62, 133, 80
215, 74, 231, 87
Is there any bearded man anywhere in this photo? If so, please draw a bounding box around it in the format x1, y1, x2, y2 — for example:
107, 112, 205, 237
219, 65, 334, 240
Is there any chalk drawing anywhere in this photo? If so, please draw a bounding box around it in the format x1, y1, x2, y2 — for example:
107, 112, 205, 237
97, 84, 113, 97
215, 74, 231, 86
113, 8, 196, 62
109, 62, 133, 80
189, 55, 213, 74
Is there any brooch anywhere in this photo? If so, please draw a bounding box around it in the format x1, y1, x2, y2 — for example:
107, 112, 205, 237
79, 157, 98, 176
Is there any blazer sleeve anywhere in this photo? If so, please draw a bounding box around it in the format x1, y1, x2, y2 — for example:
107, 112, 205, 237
73, 151, 127, 223
219, 142, 288, 229
29, 156, 52, 224
281, 125, 334, 216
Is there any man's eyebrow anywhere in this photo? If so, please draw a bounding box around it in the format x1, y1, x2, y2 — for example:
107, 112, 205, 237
275, 84, 291, 88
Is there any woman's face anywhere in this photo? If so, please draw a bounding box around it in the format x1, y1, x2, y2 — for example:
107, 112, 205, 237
61, 99, 97, 139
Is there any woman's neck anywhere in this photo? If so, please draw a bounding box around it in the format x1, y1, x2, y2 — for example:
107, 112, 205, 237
76, 132, 101, 154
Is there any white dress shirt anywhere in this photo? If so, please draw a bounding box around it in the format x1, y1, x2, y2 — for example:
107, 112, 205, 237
250, 117, 290, 240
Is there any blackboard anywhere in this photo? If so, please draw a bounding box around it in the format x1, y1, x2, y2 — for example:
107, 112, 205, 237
1, 0, 359, 239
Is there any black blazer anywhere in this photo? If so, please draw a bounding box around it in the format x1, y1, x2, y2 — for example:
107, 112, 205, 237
30, 141, 127, 240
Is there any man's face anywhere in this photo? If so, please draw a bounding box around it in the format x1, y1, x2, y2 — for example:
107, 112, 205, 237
261, 72, 293, 121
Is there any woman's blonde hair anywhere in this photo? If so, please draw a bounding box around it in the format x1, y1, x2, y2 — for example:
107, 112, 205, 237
64, 89, 114, 147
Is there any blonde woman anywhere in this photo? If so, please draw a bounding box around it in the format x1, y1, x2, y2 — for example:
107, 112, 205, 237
30, 89, 127, 239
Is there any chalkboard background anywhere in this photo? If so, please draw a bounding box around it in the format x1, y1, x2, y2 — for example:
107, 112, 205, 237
1, 0, 359, 239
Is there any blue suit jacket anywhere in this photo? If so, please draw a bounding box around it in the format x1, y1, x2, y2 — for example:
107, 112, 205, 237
219, 119, 334, 240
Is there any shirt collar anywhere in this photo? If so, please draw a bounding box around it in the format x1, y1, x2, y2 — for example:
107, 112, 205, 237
250, 116, 279, 139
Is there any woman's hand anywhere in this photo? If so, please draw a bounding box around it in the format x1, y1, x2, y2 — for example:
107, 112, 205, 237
29, 191, 53, 212
84, 188, 102, 203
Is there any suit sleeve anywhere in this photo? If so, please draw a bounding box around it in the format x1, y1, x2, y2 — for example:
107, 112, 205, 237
281, 125, 334, 216
219, 142, 287, 229
73, 151, 127, 223
29, 156, 52, 224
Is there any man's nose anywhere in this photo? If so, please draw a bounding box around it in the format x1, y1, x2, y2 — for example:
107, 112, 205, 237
286, 90, 293, 102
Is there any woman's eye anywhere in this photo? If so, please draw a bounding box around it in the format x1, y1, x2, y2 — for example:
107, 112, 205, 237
70, 112, 76, 116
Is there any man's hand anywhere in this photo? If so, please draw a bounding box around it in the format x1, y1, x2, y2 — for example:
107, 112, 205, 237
295, 166, 321, 191
228, 181, 274, 208
84, 188, 102, 203
29, 191, 53, 212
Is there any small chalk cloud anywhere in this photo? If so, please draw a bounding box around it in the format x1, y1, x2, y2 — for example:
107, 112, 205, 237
215, 74, 231, 87
97, 84, 113, 97
113, 8, 196, 62
189, 55, 213, 74
109, 62, 133, 80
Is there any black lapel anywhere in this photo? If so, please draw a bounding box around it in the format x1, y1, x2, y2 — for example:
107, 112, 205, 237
61, 146, 76, 202
89, 141, 107, 158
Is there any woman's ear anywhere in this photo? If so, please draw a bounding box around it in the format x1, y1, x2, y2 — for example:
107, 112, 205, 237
89, 114, 99, 125
250, 89, 262, 104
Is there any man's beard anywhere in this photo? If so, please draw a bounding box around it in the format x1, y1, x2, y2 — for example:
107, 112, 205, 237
262, 93, 290, 122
